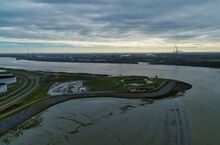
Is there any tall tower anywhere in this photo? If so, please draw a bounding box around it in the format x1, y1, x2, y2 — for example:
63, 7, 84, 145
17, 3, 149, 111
27, 48, 30, 58
173, 45, 183, 53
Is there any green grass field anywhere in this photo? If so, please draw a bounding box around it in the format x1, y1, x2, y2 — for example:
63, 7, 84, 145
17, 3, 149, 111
0, 69, 167, 119
85, 76, 156, 92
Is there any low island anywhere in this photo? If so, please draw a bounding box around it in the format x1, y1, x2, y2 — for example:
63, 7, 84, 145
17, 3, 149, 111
0, 68, 191, 135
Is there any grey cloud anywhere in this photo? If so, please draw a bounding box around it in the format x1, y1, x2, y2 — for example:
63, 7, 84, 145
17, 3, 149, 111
0, 0, 220, 42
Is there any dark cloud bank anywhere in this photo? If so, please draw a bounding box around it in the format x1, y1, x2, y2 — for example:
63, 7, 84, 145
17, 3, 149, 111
0, 0, 220, 51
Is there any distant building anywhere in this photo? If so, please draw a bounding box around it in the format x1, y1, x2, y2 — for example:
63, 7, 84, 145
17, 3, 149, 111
0, 83, 7, 94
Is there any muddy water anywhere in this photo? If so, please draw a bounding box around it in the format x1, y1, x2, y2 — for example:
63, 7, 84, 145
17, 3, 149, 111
0, 57, 220, 145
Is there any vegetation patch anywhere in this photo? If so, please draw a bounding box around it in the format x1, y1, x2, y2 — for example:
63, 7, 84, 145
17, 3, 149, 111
84, 76, 165, 92
0, 68, 183, 129
0, 71, 167, 119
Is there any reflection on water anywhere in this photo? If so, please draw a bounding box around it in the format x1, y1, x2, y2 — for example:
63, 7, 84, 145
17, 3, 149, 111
0, 57, 220, 145
1, 99, 152, 145
1, 98, 191, 145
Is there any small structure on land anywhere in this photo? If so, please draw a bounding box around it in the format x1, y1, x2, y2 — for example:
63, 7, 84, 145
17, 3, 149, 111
0, 70, 17, 94
0, 83, 7, 94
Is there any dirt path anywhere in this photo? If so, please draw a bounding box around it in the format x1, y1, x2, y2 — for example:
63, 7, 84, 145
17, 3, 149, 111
141, 81, 176, 98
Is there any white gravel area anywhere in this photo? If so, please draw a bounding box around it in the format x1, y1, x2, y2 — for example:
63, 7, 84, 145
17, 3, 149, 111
47, 81, 87, 96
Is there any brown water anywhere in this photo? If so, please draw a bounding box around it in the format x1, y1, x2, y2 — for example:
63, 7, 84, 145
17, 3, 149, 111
0, 57, 219, 145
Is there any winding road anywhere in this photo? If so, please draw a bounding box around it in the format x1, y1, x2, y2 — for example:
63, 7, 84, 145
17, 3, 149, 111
0, 73, 40, 118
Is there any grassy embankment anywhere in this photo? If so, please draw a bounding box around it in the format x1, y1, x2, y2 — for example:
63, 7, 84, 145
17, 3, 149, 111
7, 71, 166, 104
21, 73, 165, 101
23, 74, 166, 103
0, 68, 166, 120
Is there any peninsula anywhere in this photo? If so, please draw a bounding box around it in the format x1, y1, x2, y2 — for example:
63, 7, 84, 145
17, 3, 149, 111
0, 67, 191, 135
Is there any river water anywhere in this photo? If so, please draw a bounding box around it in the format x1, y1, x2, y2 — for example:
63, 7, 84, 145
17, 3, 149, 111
0, 57, 219, 145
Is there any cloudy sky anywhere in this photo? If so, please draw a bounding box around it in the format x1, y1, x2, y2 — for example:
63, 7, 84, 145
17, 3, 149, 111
0, 0, 220, 53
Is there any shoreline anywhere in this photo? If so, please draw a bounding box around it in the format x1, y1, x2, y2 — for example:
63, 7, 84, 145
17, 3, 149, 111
2, 56, 220, 69
0, 79, 191, 135
15, 57, 139, 64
